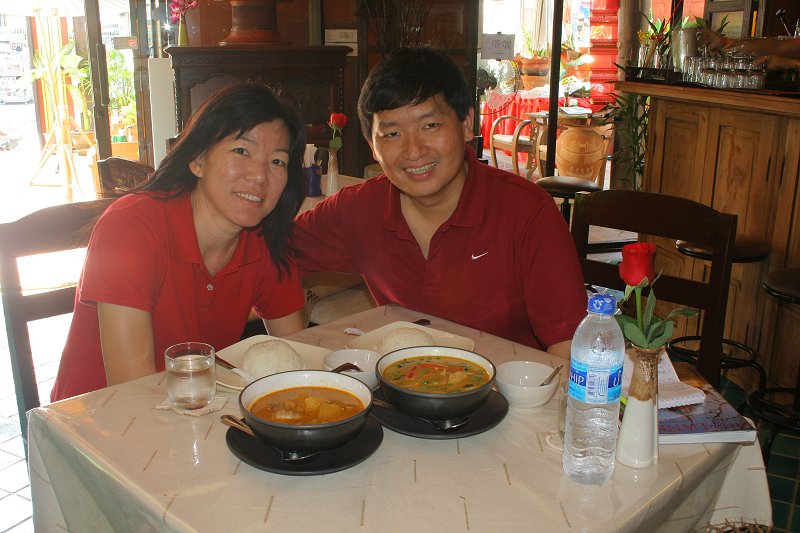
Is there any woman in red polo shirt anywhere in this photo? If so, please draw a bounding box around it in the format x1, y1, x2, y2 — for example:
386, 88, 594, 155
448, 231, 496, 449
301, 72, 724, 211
51, 83, 307, 401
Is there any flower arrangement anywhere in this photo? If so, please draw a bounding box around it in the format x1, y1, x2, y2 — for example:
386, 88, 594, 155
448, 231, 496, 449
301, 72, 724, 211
615, 243, 696, 350
169, 0, 198, 24
328, 112, 347, 150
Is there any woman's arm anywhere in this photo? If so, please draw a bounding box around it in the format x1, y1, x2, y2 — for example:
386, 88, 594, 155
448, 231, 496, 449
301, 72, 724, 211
98, 302, 156, 385
263, 310, 305, 337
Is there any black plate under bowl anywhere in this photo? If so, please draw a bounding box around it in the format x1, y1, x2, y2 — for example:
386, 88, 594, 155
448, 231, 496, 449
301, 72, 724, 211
371, 389, 508, 440
226, 415, 383, 476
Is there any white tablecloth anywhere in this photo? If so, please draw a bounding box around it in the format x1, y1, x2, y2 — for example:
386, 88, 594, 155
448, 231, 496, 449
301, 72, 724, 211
28, 305, 772, 532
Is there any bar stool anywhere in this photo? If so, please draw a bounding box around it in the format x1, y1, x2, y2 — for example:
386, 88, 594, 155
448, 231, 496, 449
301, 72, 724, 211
747, 267, 800, 466
536, 175, 601, 223
667, 236, 769, 399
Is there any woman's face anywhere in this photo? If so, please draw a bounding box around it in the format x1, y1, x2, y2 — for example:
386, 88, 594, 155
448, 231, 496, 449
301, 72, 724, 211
189, 120, 291, 233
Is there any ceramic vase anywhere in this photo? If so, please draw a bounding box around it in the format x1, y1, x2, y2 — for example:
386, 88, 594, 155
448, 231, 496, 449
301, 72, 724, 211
616, 346, 659, 468
177, 15, 189, 46
326, 148, 339, 196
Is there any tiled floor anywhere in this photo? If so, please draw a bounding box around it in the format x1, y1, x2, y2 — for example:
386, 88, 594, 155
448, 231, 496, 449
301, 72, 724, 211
0, 149, 797, 531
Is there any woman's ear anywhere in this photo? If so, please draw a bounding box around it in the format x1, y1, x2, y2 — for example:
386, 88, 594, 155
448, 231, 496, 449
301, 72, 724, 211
188, 154, 203, 178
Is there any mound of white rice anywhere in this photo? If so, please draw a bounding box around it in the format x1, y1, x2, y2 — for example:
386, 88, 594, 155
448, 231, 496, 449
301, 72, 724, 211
378, 327, 436, 355
241, 339, 304, 378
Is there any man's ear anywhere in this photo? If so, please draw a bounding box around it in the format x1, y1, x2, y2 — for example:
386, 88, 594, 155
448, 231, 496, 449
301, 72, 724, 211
463, 108, 475, 143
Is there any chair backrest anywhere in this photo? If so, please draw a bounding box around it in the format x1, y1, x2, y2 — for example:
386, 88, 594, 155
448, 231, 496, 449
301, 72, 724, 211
571, 190, 737, 387
96, 156, 154, 198
0, 199, 113, 446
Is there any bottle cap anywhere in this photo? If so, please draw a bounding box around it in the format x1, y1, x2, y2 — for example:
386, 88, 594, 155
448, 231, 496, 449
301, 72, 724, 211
587, 294, 616, 315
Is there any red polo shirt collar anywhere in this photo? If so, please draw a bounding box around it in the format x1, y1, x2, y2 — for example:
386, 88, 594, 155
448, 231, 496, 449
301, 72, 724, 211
165, 191, 264, 275
381, 145, 485, 234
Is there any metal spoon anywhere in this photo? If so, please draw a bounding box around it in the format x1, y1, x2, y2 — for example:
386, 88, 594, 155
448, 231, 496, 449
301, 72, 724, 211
220, 415, 319, 463
539, 364, 564, 386
371, 399, 470, 431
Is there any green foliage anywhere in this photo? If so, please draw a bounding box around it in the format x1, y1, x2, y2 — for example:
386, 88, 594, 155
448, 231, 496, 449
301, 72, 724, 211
106, 49, 134, 115
601, 79, 649, 190
25, 41, 89, 129
616, 275, 698, 349
690, 15, 730, 35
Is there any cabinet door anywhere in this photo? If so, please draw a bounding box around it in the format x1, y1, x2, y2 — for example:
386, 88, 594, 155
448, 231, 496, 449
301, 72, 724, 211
645, 100, 711, 202
705, 108, 775, 371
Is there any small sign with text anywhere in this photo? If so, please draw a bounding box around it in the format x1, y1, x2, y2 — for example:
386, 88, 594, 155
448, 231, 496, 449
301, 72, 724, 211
482, 33, 515, 60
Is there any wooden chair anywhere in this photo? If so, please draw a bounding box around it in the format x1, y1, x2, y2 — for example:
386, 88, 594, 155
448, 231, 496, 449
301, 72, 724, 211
0, 199, 113, 449
571, 190, 737, 387
488, 115, 538, 179
95, 156, 154, 198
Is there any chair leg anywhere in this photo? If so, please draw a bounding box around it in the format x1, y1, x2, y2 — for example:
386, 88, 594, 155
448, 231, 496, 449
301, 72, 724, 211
490, 145, 498, 169
762, 425, 780, 467
560, 198, 572, 223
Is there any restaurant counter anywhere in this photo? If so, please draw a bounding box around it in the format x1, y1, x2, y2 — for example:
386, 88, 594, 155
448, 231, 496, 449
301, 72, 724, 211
617, 80, 800, 391
28, 305, 771, 532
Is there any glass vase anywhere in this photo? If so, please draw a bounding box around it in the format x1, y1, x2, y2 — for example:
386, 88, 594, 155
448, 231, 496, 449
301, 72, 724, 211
616, 346, 659, 468
326, 148, 339, 196
177, 15, 189, 46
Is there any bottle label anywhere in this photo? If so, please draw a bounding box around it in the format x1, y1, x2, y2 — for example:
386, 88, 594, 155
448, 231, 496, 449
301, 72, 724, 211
568, 360, 623, 404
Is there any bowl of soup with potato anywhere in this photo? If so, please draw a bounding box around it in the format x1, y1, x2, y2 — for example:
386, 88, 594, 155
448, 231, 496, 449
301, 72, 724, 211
376, 347, 496, 420
239, 370, 373, 452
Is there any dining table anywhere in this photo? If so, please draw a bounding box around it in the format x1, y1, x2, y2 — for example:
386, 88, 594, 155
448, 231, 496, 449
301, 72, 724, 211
27, 305, 772, 532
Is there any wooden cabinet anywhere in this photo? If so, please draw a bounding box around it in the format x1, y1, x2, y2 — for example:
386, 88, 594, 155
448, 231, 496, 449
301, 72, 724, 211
620, 81, 800, 390
165, 45, 350, 158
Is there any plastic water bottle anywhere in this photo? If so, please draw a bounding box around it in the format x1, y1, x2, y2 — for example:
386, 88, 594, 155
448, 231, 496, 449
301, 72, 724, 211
563, 294, 625, 485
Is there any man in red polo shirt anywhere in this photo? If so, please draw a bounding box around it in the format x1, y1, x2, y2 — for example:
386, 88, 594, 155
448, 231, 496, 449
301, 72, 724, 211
292, 47, 587, 357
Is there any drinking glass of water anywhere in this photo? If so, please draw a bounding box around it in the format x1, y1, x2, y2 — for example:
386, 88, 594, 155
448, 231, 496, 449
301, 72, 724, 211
165, 342, 216, 410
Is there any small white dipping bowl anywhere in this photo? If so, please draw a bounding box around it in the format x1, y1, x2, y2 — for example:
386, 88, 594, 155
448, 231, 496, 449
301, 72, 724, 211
496, 361, 559, 409
323, 349, 381, 389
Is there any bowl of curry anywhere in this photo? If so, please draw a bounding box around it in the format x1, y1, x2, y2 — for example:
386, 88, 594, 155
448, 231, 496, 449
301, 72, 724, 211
239, 370, 373, 452
376, 346, 496, 420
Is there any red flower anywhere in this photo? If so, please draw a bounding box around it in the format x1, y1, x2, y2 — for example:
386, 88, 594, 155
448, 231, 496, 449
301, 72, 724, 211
619, 242, 656, 287
329, 113, 348, 129
328, 112, 347, 150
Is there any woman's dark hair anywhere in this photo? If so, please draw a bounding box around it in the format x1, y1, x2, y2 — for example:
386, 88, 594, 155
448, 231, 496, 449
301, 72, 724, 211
144, 82, 306, 276
357, 46, 472, 139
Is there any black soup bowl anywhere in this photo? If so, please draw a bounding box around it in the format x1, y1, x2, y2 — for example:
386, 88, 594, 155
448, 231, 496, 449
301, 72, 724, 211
376, 346, 496, 420
239, 370, 373, 453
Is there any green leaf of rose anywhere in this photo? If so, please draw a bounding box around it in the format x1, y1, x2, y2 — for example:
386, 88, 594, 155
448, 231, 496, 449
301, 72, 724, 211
329, 137, 342, 150
648, 320, 674, 348
620, 319, 649, 347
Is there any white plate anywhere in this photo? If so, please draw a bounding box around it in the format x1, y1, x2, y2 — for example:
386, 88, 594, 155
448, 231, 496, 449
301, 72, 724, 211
215, 335, 331, 391
345, 321, 475, 353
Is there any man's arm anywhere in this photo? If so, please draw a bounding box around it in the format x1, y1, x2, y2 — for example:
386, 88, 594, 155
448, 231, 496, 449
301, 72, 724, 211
546, 339, 571, 359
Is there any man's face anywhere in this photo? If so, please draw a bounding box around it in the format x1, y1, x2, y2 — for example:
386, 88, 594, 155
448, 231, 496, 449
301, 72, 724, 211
367, 95, 474, 205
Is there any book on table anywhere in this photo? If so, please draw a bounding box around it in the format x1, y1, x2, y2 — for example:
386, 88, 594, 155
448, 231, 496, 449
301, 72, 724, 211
656, 363, 757, 445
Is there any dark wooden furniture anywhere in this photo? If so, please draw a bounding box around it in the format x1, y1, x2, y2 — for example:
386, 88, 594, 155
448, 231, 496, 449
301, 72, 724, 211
617, 80, 800, 393
0, 199, 113, 450
165, 45, 350, 154
748, 267, 800, 466
668, 236, 770, 395
571, 190, 737, 387
96, 157, 154, 198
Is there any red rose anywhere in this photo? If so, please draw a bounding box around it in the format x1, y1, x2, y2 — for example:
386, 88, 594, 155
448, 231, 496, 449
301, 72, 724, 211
619, 242, 656, 286
329, 113, 347, 129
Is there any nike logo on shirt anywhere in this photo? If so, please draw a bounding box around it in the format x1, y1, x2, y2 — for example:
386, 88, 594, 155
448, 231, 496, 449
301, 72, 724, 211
471, 252, 488, 260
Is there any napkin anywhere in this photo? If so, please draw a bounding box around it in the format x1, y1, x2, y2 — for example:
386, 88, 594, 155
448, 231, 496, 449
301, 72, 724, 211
155, 396, 229, 416
303, 144, 317, 168
621, 349, 705, 409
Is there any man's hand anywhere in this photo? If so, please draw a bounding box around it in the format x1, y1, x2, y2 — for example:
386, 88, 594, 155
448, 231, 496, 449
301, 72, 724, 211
755, 54, 800, 71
